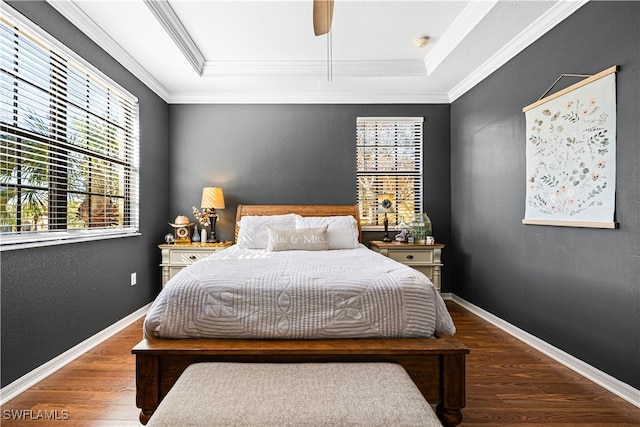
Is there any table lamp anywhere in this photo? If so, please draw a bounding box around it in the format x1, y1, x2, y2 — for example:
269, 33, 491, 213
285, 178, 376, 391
201, 187, 225, 242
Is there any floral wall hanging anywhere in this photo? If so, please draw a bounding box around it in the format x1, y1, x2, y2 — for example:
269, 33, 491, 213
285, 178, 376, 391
522, 66, 618, 229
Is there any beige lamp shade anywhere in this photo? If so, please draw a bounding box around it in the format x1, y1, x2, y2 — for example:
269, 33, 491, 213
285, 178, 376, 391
201, 187, 225, 209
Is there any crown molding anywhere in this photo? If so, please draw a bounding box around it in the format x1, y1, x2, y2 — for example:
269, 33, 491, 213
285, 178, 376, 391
46, 0, 588, 105
448, 0, 588, 102
423, 0, 499, 76
143, 0, 206, 76
167, 90, 451, 105
46, 0, 170, 102
202, 59, 427, 78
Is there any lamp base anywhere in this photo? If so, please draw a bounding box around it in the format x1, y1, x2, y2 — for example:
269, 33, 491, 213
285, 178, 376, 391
208, 215, 218, 243
382, 213, 391, 242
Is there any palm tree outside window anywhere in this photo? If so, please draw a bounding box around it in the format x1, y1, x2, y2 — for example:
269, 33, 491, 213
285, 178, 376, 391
1, 8, 139, 248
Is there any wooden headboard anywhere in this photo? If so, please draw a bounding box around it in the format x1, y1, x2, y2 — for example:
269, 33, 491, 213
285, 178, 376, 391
234, 204, 362, 243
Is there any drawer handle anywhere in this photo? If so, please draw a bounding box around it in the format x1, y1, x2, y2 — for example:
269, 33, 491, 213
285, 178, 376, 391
189, 255, 197, 260
406, 255, 414, 260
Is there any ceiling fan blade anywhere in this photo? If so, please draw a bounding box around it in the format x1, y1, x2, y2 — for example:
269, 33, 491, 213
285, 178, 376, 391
313, 0, 334, 36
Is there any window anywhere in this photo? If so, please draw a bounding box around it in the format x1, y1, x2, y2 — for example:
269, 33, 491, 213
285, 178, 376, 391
356, 117, 423, 228
1, 9, 139, 248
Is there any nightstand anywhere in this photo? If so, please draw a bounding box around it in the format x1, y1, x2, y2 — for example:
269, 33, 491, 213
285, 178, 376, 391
158, 242, 232, 287
369, 241, 444, 291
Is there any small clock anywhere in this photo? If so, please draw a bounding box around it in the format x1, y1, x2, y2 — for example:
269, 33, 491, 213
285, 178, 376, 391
174, 226, 190, 243
169, 215, 194, 244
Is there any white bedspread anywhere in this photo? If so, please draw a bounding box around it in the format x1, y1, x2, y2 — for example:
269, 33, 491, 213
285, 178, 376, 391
144, 245, 456, 339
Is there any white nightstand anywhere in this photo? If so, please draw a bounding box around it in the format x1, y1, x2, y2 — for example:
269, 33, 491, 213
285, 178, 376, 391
158, 242, 232, 287
369, 241, 444, 292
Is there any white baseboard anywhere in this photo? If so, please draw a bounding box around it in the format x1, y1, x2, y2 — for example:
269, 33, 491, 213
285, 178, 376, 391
0, 304, 150, 405
449, 294, 640, 408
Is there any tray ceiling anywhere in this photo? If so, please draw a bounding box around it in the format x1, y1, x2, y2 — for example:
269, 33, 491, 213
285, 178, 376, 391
47, 0, 587, 103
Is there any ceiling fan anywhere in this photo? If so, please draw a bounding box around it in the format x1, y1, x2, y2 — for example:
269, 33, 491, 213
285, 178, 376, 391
313, 0, 334, 36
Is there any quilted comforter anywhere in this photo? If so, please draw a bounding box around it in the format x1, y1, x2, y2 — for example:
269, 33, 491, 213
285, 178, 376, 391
144, 245, 456, 339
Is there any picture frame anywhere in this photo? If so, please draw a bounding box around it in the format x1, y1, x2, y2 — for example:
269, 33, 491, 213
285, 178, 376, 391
522, 66, 619, 229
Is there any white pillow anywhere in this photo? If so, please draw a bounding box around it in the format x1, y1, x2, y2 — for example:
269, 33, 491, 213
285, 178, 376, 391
267, 226, 329, 251
237, 214, 299, 249
295, 216, 359, 249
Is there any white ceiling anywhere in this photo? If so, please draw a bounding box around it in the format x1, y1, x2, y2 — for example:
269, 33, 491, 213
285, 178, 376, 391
47, 0, 587, 104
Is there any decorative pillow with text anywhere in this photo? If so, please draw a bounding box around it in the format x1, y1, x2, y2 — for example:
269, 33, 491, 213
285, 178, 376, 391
267, 226, 329, 251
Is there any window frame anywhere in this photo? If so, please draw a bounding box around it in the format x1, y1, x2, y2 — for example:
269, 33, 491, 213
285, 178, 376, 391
356, 117, 424, 231
1, 7, 140, 251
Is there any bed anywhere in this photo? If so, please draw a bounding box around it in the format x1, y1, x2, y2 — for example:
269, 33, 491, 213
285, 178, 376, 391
133, 205, 468, 426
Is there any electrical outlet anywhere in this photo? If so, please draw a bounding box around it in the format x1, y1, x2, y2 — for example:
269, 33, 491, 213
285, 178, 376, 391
130, 272, 137, 286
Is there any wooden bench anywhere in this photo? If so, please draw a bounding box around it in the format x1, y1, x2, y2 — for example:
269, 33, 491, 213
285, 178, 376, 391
146, 362, 443, 426
133, 337, 468, 426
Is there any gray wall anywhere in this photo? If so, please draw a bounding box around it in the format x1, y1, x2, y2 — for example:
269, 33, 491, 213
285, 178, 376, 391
450, 1, 639, 388
3, 0, 637, 397
168, 104, 452, 286
1, 1, 170, 387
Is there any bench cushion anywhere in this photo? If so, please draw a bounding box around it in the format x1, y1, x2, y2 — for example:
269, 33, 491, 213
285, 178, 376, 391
147, 362, 442, 426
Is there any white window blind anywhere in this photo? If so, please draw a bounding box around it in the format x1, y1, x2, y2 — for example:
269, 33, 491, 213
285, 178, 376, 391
356, 117, 423, 228
0, 9, 139, 248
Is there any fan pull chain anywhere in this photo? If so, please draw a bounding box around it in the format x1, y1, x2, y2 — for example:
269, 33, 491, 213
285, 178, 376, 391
327, 29, 333, 82
326, 1, 332, 82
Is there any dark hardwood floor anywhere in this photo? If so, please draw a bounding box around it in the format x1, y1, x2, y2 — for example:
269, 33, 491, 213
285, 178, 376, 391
447, 302, 639, 426
2, 301, 638, 426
